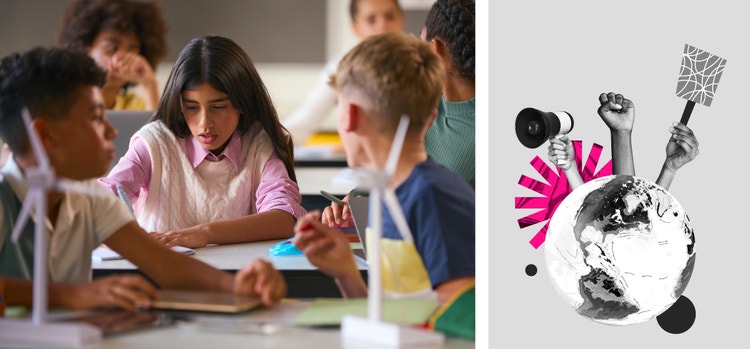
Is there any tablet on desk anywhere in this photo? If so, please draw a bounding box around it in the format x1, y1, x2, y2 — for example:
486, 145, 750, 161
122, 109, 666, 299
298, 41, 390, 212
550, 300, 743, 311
151, 290, 263, 313
348, 196, 370, 262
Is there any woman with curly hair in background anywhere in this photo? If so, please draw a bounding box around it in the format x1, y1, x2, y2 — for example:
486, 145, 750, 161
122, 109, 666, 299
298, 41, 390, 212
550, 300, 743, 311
57, 0, 168, 110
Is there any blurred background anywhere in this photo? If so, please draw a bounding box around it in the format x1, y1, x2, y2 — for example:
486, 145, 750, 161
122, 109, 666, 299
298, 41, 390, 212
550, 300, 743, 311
0, 0, 434, 132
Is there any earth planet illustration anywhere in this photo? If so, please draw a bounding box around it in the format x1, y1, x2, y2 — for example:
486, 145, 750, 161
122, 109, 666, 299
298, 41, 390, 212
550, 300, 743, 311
545, 175, 696, 325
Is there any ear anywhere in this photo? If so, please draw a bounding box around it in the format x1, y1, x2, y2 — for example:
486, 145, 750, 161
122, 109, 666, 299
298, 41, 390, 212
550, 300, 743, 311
344, 103, 360, 132
32, 117, 58, 151
431, 38, 448, 59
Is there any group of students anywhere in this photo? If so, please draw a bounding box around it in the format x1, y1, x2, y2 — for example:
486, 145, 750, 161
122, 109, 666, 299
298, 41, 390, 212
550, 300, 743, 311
0, 0, 477, 340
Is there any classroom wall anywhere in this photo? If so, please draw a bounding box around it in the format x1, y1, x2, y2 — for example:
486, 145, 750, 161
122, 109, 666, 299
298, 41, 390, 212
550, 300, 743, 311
0, 0, 327, 63
0, 0, 432, 131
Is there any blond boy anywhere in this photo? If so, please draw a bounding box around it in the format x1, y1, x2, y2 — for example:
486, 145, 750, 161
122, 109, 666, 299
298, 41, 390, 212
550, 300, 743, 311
293, 32, 475, 303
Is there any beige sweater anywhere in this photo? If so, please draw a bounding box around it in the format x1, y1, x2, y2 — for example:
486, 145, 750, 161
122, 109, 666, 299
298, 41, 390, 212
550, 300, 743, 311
135, 121, 273, 232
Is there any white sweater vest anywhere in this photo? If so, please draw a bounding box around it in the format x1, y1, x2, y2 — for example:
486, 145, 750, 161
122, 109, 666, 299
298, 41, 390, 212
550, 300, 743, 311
135, 121, 273, 232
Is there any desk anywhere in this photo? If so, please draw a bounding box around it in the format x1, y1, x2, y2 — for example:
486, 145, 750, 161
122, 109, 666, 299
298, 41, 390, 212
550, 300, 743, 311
294, 148, 347, 168
3, 301, 474, 349
295, 166, 356, 211
295, 167, 355, 196
93, 240, 368, 298
294, 133, 347, 168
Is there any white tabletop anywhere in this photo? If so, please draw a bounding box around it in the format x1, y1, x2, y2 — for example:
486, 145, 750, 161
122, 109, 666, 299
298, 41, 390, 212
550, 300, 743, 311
92, 240, 368, 271
2, 301, 474, 349
295, 167, 356, 196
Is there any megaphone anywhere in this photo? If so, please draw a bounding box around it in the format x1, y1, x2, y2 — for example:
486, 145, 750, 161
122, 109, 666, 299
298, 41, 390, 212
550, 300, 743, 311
515, 107, 574, 148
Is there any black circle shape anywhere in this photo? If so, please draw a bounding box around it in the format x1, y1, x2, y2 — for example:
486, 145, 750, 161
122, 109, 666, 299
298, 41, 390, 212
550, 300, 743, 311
656, 295, 696, 334
525, 264, 537, 276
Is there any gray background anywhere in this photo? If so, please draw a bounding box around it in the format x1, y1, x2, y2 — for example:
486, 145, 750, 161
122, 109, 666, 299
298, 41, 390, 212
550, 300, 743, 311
0, 0, 428, 63
490, 0, 748, 346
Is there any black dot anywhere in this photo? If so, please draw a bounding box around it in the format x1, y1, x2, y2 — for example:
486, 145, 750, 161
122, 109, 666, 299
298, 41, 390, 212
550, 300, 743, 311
656, 295, 696, 334
525, 264, 537, 276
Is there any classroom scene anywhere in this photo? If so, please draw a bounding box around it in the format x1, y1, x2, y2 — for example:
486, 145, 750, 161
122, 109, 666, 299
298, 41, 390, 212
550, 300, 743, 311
0, 0, 476, 348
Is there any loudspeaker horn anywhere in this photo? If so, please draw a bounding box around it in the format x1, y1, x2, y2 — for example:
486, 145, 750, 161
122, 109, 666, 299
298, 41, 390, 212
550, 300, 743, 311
515, 107, 574, 148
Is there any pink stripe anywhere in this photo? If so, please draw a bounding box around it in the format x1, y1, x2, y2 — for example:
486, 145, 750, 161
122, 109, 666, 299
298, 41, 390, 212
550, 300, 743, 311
515, 196, 549, 209
529, 224, 548, 249
518, 175, 551, 196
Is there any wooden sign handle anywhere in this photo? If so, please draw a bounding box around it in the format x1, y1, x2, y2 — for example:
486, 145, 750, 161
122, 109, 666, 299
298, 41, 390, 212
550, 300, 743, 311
679, 100, 695, 125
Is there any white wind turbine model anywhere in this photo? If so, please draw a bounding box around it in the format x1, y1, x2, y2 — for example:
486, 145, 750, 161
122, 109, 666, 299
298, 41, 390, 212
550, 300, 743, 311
340, 116, 445, 348
0, 108, 103, 347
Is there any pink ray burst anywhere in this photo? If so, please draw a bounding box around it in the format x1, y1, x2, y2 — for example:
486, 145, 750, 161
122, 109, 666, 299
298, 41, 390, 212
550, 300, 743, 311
515, 140, 612, 249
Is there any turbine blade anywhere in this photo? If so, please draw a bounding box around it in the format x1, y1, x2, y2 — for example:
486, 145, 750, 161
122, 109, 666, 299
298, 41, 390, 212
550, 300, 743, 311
21, 108, 51, 171
384, 116, 409, 176
10, 190, 38, 243
383, 189, 414, 242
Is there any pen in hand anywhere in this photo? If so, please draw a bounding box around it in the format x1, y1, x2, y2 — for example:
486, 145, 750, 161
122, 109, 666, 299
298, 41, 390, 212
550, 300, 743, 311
320, 190, 344, 206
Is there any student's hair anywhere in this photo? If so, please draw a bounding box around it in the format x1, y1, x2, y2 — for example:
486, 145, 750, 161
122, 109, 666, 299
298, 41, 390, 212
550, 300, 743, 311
56, 0, 168, 70
153, 35, 297, 182
349, 0, 403, 21
423, 0, 475, 82
0, 47, 106, 156
330, 32, 445, 135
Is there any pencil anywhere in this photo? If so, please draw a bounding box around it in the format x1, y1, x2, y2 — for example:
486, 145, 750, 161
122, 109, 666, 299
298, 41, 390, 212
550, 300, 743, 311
319, 190, 344, 206
116, 185, 135, 217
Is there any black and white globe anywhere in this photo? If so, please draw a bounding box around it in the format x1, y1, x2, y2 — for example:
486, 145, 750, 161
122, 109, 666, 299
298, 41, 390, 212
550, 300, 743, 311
545, 175, 696, 325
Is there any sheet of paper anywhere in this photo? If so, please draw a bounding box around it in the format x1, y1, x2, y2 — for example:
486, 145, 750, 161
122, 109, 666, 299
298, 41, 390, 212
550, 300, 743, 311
293, 298, 439, 326
92, 245, 195, 261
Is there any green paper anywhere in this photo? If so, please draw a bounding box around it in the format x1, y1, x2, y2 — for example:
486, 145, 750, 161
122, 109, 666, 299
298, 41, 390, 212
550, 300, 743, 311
294, 298, 439, 326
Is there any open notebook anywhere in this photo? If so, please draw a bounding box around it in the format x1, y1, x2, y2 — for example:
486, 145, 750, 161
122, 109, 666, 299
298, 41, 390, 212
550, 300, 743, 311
92, 245, 195, 261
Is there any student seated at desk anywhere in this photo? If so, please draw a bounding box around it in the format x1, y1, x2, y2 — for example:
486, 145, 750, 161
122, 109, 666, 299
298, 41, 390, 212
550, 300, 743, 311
321, 0, 477, 227
293, 32, 475, 338
100, 35, 306, 249
0, 47, 286, 312
56, 0, 168, 111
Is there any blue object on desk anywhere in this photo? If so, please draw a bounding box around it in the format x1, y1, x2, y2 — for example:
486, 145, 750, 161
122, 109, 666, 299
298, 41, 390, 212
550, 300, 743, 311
269, 238, 303, 256
116, 185, 135, 217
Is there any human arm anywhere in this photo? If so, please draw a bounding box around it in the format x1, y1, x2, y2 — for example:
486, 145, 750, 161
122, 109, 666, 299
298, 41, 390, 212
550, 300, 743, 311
154, 210, 296, 248
109, 52, 160, 110
151, 154, 304, 248
106, 221, 286, 307
99, 136, 152, 205
282, 58, 340, 145
598, 92, 635, 176
293, 211, 367, 298
656, 123, 699, 190
435, 276, 476, 304
548, 135, 583, 190
1, 273, 157, 311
